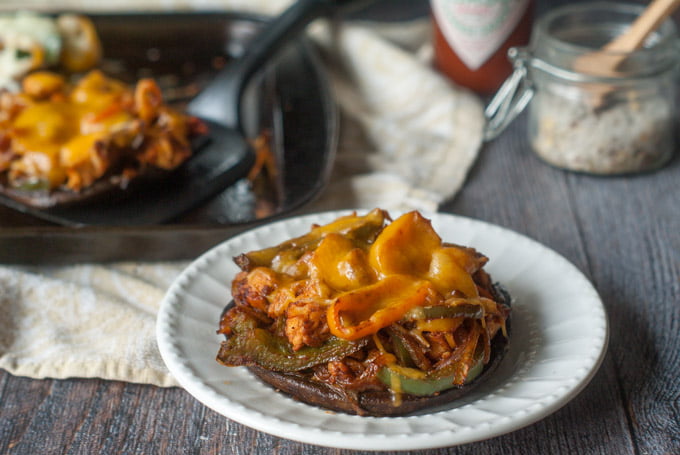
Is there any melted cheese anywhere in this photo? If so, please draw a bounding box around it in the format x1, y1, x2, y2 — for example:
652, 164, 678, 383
0, 68, 203, 191
7, 71, 134, 187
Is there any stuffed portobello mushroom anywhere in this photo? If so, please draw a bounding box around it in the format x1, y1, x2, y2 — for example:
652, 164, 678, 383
0, 13, 205, 208
217, 209, 511, 416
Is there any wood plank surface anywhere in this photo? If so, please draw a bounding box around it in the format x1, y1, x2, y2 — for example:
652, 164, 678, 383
2, 0, 680, 454
448, 111, 680, 455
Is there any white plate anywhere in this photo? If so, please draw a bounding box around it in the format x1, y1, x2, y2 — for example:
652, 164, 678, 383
156, 210, 608, 451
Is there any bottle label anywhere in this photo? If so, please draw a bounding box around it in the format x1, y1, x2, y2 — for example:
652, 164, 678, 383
432, 0, 530, 70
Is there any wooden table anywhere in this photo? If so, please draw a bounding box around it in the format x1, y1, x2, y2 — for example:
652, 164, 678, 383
1, 1, 679, 454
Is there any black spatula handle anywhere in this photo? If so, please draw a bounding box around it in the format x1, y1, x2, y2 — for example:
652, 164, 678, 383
187, 0, 373, 129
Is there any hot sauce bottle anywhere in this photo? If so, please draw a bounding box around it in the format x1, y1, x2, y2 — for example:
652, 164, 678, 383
431, 0, 534, 95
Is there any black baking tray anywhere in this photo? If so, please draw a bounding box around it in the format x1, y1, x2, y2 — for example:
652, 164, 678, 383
0, 12, 337, 264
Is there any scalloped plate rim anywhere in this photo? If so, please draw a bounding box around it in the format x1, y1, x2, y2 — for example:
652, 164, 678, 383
156, 209, 609, 450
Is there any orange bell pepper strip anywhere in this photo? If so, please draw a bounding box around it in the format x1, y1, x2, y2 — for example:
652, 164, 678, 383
368, 210, 480, 298
427, 247, 479, 298
368, 211, 441, 277
327, 274, 438, 340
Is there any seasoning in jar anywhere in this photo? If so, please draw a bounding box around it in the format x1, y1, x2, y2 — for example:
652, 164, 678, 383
530, 82, 676, 174
485, 2, 680, 174
431, 0, 534, 94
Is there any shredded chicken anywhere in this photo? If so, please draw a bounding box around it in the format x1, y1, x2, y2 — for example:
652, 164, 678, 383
285, 301, 330, 350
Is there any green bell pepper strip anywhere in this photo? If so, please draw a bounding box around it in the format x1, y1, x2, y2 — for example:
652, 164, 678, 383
14, 178, 50, 191
386, 325, 433, 371
391, 303, 485, 373
217, 309, 367, 372
376, 346, 485, 396
234, 208, 387, 271
404, 303, 484, 321
387, 329, 416, 368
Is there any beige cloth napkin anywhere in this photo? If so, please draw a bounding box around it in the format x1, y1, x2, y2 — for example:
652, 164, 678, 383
0, 1, 484, 387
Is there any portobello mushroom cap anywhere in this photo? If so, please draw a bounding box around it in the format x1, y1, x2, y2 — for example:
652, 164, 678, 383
242, 284, 512, 417
248, 328, 508, 416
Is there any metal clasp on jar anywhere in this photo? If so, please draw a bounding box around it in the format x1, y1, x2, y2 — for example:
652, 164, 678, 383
483, 47, 534, 141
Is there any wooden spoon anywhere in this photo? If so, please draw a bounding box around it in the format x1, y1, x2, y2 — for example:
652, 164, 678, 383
574, 0, 680, 77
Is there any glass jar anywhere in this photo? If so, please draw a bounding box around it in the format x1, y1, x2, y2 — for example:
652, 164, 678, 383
485, 2, 680, 174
